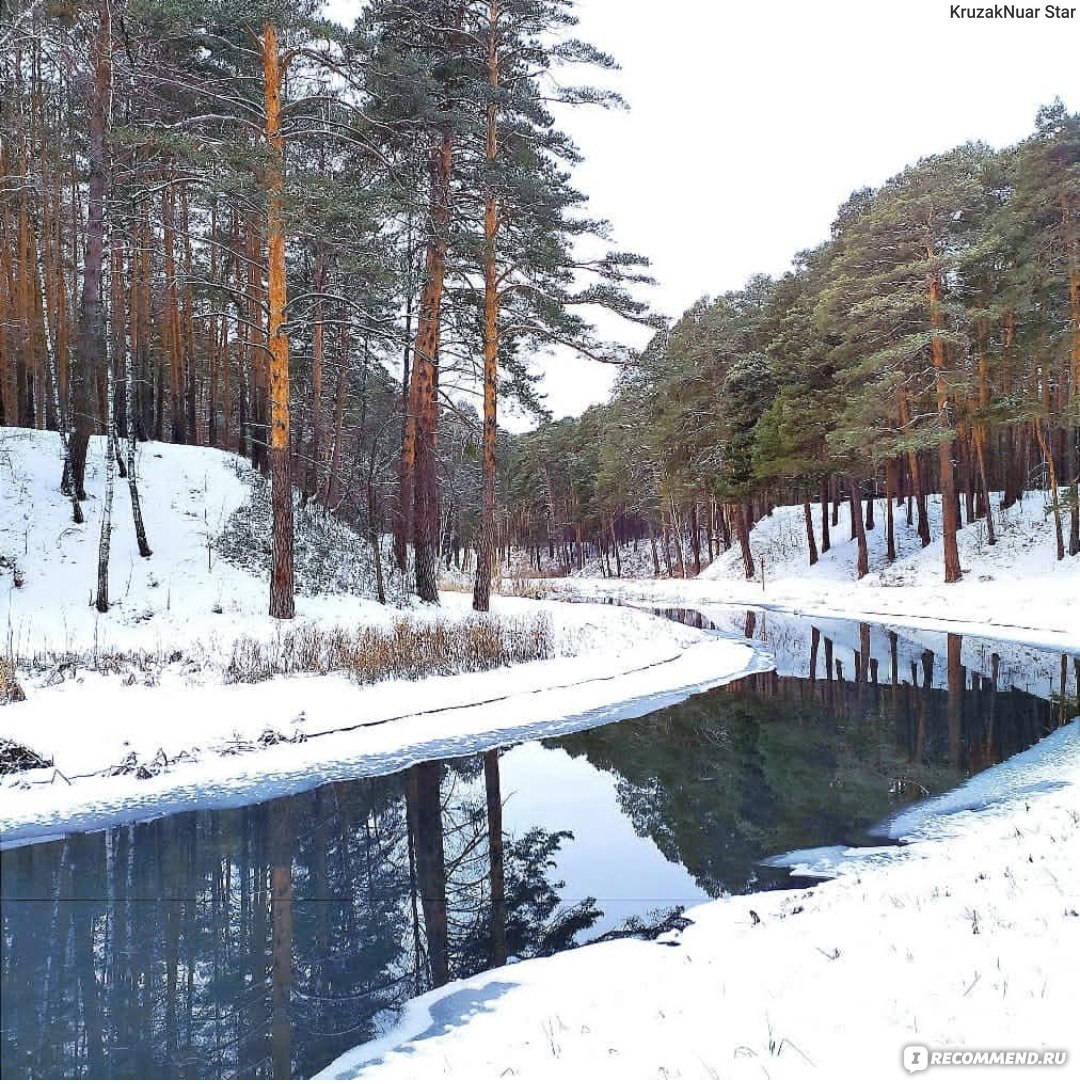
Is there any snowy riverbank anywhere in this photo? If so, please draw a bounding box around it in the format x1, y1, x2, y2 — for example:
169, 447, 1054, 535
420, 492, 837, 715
0, 429, 764, 844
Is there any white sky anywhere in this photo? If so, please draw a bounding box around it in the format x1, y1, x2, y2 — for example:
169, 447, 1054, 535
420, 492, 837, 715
327, 0, 1080, 427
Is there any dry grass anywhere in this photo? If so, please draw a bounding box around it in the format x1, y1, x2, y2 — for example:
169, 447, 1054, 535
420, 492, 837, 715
12, 645, 187, 686
1, 655, 27, 704
497, 576, 552, 600
5, 613, 554, 693
223, 613, 554, 686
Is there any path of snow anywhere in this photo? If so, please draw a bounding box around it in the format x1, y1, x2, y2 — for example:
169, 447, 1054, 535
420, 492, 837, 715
0, 622, 766, 847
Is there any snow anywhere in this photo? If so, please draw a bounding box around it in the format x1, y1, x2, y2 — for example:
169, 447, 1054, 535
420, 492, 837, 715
317, 716, 1080, 1083
0, 428, 764, 845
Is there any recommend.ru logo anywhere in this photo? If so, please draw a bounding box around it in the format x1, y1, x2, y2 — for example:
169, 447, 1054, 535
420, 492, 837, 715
903, 1045, 1068, 1073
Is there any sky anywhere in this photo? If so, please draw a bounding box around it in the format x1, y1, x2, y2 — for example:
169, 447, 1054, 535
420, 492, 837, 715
328, 0, 1080, 427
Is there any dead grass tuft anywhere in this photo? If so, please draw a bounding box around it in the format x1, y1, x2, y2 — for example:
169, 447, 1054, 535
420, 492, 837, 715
223, 613, 554, 686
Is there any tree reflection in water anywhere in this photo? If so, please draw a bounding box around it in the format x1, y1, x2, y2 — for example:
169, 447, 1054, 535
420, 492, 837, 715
1, 760, 597, 1079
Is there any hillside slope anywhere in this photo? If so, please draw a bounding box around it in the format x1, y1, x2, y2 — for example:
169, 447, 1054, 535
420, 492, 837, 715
1, 425, 398, 662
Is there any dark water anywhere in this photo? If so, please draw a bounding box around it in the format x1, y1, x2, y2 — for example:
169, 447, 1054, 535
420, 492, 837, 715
2, 609, 1076, 1080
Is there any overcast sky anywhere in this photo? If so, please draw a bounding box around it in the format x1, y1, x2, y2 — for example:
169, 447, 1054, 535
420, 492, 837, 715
329, 0, 1080, 427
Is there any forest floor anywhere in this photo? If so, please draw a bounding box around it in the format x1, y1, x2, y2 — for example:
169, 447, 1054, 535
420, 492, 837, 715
0, 428, 762, 844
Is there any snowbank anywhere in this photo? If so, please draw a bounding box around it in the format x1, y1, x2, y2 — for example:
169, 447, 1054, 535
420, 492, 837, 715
0, 426, 404, 663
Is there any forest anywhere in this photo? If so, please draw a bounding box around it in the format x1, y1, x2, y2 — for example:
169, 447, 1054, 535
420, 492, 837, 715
1, 0, 1077, 618
510, 109, 1080, 585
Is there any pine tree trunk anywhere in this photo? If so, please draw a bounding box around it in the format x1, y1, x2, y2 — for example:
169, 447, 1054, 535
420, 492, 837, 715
973, 428, 996, 547
803, 496, 818, 565
71, 8, 112, 502
851, 477, 869, 579
308, 244, 328, 500
899, 395, 931, 545
394, 273, 414, 570
1064, 191, 1080, 556
885, 459, 896, 562
961, 430, 976, 526
660, 511, 673, 577
689, 503, 701, 574
124, 299, 151, 558
669, 499, 686, 577
107, 232, 151, 557
367, 448, 386, 605
410, 134, 453, 604
732, 502, 754, 580
263, 25, 294, 619
929, 273, 961, 582
180, 184, 197, 443
96, 328, 116, 613
1068, 458, 1079, 557
32, 207, 82, 523
324, 331, 348, 508
819, 477, 830, 553
1034, 420, 1066, 561
474, 20, 500, 613
163, 185, 185, 445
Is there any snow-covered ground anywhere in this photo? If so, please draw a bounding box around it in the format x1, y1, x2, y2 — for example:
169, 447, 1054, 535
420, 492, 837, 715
556, 494, 1080, 655
317, 716, 1080, 1082
0, 428, 763, 844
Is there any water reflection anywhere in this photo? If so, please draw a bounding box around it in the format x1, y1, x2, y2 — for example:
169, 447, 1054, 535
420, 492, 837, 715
1, 614, 1076, 1080
557, 626, 1071, 900
1, 758, 598, 1079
